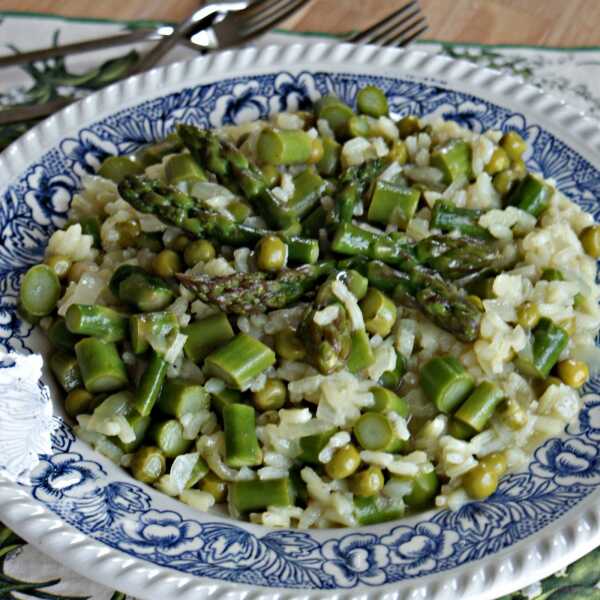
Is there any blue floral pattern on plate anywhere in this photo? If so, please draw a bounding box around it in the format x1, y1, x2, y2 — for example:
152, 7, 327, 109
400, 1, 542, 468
2, 69, 600, 590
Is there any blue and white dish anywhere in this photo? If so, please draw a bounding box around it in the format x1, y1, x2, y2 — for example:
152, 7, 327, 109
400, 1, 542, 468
1, 43, 600, 600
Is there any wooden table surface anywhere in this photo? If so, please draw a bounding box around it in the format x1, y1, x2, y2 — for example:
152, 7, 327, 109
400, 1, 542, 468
0, 0, 598, 47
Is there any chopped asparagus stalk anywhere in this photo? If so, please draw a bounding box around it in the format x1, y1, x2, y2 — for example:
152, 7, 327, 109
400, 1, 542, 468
353, 411, 402, 452
430, 139, 473, 184
50, 351, 82, 392
367, 181, 420, 228
204, 333, 276, 390
114, 412, 151, 454
357, 85, 389, 118
229, 477, 292, 513
183, 313, 234, 363
149, 419, 191, 458
371, 386, 409, 417
448, 417, 477, 440
508, 173, 552, 218
286, 168, 327, 220
117, 270, 174, 312
347, 328, 375, 373
80, 216, 102, 248
420, 356, 475, 413
430, 199, 490, 239
129, 311, 179, 355
315, 96, 355, 138
354, 494, 405, 525
398, 470, 440, 508
65, 304, 128, 343
75, 338, 128, 393
98, 155, 143, 183
516, 317, 569, 379
210, 386, 243, 418
223, 403, 262, 467
158, 378, 210, 419
133, 351, 168, 417
257, 128, 314, 165
19, 264, 61, 318
298, 428, 337, 464
134, 133, 183, 167
130, 446, 166, 483
47, 318, 79, 352
317, 136, 341, 176
360, 288, 397, 337
164, 153, 207, 185
455, 381, 505, 432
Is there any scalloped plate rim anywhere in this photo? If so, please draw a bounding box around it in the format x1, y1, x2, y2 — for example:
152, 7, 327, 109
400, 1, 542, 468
1, 42, 600, 600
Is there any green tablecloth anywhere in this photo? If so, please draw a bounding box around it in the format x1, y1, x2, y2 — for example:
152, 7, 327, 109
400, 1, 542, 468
2, 11, 600, 599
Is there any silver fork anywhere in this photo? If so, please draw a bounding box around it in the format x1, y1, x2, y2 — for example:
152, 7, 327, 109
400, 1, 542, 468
348, 0, 428, 47
0, 0, 308, 126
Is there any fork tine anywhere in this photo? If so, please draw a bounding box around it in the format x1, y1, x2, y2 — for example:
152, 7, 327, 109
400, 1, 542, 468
388, 22, 429, 47
366, 7, 422, 45
348, 0, 418, 43
237, 0, 308, 36
371, 15, 427, 47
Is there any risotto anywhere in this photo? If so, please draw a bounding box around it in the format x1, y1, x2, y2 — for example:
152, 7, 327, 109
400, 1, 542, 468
18, 85, 600, 528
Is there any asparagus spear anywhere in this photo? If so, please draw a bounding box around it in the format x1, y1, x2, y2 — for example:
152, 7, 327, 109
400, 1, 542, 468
118, 174, 318, 260
399, 265, 483, 343
119, 175, 264, 246
332, 223, 501, 280
354, 259, 482, 342
178, 261, 335, 314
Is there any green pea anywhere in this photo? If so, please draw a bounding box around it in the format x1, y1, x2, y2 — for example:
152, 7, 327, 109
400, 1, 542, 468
557, 359, 589, 389
356, 85, 389, 118
184, 240, 216, 267
169, 234, 191, 252
325, 444, 361, 480
19, 264, 61, 318
253, 378, 287, 411
479, 452, 507, 478
152, 249, 182, 278
517, 302, 540, 329
397, 115, 420, 138
228, 200, 252, 223
350, 466, 385, 497
463, 464, 498, 500
256, 235, 288, 272
580, 225, 600, 258
115, 220, 141, 248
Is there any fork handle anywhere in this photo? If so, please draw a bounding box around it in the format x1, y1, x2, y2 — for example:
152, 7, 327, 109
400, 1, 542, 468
0, 28, 163, 69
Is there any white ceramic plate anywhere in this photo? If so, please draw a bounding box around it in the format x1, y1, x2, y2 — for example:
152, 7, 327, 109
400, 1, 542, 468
2, 43, 600, 600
